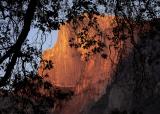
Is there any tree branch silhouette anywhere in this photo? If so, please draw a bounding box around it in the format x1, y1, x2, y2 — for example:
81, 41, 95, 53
0, 0, 39, 87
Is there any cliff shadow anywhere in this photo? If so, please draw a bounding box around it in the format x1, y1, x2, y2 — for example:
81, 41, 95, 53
89, 20, 160, 114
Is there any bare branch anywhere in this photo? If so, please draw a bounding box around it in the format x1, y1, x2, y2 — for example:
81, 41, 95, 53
0, 0, 39, 87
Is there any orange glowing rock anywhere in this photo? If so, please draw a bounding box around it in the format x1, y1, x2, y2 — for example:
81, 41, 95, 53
38, 14, 147, 114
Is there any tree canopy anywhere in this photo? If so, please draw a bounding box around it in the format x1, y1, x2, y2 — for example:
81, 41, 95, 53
0, 0, 160, 113
0, 0, 160, 88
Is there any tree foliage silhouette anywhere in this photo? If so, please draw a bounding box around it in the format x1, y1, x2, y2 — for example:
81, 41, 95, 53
0, 0, 160, 102
0, 0, 160, 113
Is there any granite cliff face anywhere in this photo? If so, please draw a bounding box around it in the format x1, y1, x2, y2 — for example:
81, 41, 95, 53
39, 15, 121, 88
39, 15, 160, 114
39, 15, 123, 114
39, 15, 135, 114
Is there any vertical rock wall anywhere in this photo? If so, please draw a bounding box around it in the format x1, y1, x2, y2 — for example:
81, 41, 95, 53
39, 15, 159, 114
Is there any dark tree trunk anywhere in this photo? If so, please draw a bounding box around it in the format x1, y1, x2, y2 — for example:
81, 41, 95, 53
0, 0, 39, 87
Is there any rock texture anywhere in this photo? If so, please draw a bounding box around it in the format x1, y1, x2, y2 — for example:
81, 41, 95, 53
39, 15, 117, 87
88, 20, 160, 114
39, 15, 122, 114
39, 14, 160, 114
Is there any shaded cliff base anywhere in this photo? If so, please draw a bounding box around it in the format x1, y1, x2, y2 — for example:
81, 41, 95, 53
88, 28, 160, 114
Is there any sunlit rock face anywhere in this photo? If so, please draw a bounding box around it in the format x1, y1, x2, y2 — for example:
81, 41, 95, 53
39, 15, 139, 114
39, 15, 120, 87
40, 23, 83, 87
39, 15, 131, 114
